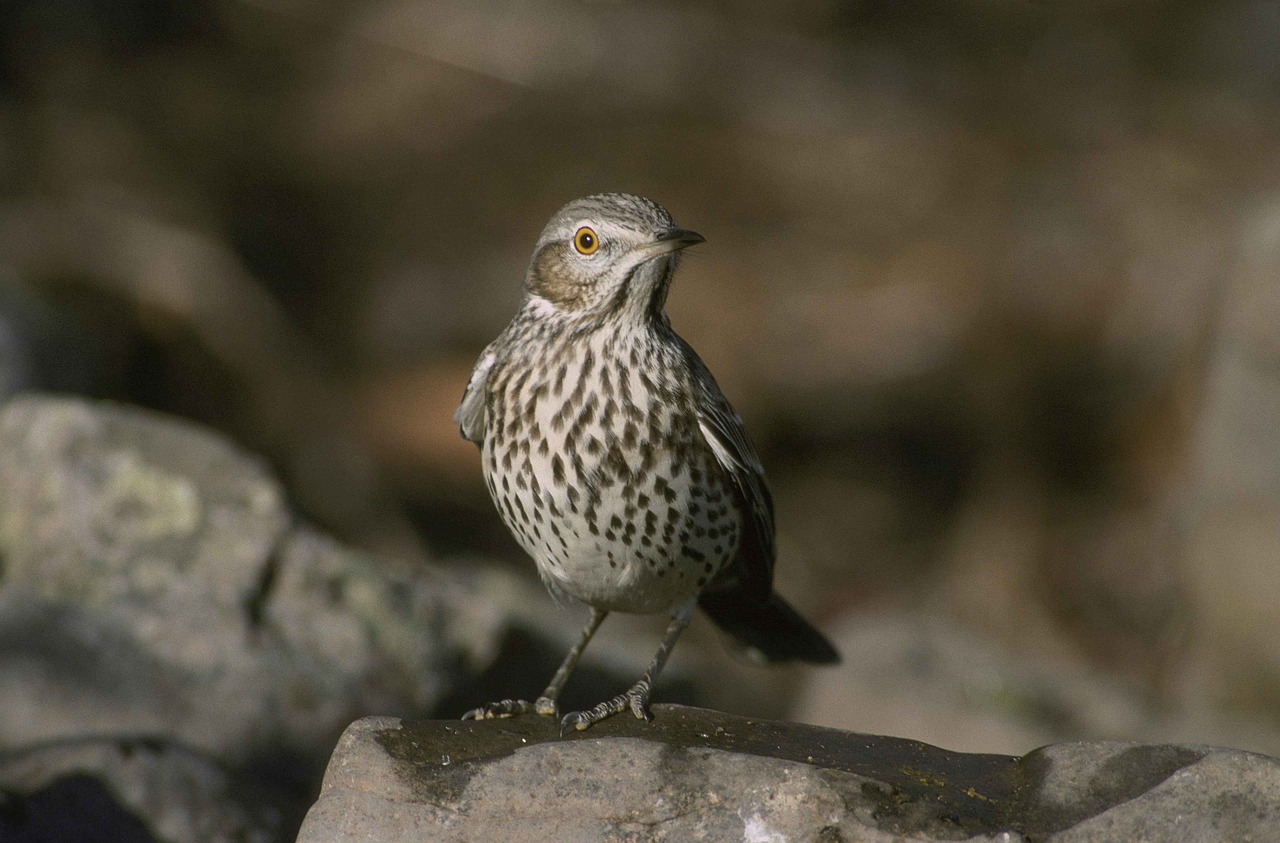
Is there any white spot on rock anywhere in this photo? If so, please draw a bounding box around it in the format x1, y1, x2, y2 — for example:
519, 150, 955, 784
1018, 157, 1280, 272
741, 811, 786, 843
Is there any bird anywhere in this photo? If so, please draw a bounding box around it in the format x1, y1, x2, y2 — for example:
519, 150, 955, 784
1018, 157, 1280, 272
456, 192, 838, 733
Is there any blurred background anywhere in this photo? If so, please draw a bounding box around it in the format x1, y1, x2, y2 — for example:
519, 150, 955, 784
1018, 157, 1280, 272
3, 0, 1280, 814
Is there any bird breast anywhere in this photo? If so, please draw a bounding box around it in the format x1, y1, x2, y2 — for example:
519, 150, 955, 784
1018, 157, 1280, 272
481, 333, 741, 613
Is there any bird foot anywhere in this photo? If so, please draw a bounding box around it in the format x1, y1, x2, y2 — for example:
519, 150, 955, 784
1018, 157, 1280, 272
559, 680, 653, 734
462, 696, 559, 720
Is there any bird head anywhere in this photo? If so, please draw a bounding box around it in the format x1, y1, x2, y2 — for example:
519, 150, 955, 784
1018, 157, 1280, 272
522, 193, 704, 325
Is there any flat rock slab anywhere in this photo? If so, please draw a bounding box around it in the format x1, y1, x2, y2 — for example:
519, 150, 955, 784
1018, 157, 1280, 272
298, 705, 1280, 842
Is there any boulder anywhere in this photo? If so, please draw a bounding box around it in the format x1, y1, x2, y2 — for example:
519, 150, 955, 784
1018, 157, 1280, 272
300, 706, 1280, 842
0, 395, 482, 761
0, 395, 518, 840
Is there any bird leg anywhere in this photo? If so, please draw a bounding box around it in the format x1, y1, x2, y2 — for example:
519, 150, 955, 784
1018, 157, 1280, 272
462, 607, 608, 721
560, 600, 694, 734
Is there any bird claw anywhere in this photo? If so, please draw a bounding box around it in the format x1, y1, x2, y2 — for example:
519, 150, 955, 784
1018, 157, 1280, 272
630, 691, 654, 722
559, 681, 653, 735
462, 698, 559, 721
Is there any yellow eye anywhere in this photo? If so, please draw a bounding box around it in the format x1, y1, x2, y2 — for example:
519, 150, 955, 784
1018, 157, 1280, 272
573, 226, 600, 255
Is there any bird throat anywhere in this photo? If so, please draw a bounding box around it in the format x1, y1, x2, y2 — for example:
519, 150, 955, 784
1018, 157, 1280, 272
602, 257, 673, 325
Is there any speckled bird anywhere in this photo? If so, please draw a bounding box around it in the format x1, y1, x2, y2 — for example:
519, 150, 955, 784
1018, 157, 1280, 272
457, 193, 838, 732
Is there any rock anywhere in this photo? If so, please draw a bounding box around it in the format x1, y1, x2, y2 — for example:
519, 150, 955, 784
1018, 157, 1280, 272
0, 395, 511, 839
0, 736, 278, 843
0, 396, 492, 758
299, 706, 1280, 842
1023, 741, 1278, 842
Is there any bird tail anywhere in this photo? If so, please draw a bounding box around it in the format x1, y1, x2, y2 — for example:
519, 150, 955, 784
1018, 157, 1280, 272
698, 590, 840, 665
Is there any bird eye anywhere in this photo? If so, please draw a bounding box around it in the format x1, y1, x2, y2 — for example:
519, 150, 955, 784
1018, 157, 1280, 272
573, 226, 600, 255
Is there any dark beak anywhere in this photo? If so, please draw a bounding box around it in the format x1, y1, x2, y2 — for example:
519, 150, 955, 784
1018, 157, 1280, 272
655, 227, 705, 249
635, 227, 704, 261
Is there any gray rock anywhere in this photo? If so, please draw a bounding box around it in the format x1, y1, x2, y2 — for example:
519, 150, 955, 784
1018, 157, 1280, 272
0, 395, 493, 760
1023, 741, 1280, 842
0, 395, 512, 840
0, 736, 278, 843
299, 707, 1280, 842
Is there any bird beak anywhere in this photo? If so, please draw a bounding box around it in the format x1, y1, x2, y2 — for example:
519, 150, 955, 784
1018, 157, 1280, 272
633, 227, 705, 261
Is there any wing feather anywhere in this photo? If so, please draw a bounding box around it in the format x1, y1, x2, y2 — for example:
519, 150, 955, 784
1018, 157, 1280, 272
691, 365, 776, 599
455, 349, 496, 444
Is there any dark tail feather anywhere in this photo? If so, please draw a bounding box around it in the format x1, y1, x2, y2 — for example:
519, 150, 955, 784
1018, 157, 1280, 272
698, 590, 840, 665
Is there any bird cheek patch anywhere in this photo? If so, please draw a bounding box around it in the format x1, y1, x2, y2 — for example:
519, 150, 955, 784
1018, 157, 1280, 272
528, 242, 589, 310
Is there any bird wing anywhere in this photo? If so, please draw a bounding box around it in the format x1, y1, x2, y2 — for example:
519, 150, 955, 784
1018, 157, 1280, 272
455, 348, 497, 444
693, 373, 777, 601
